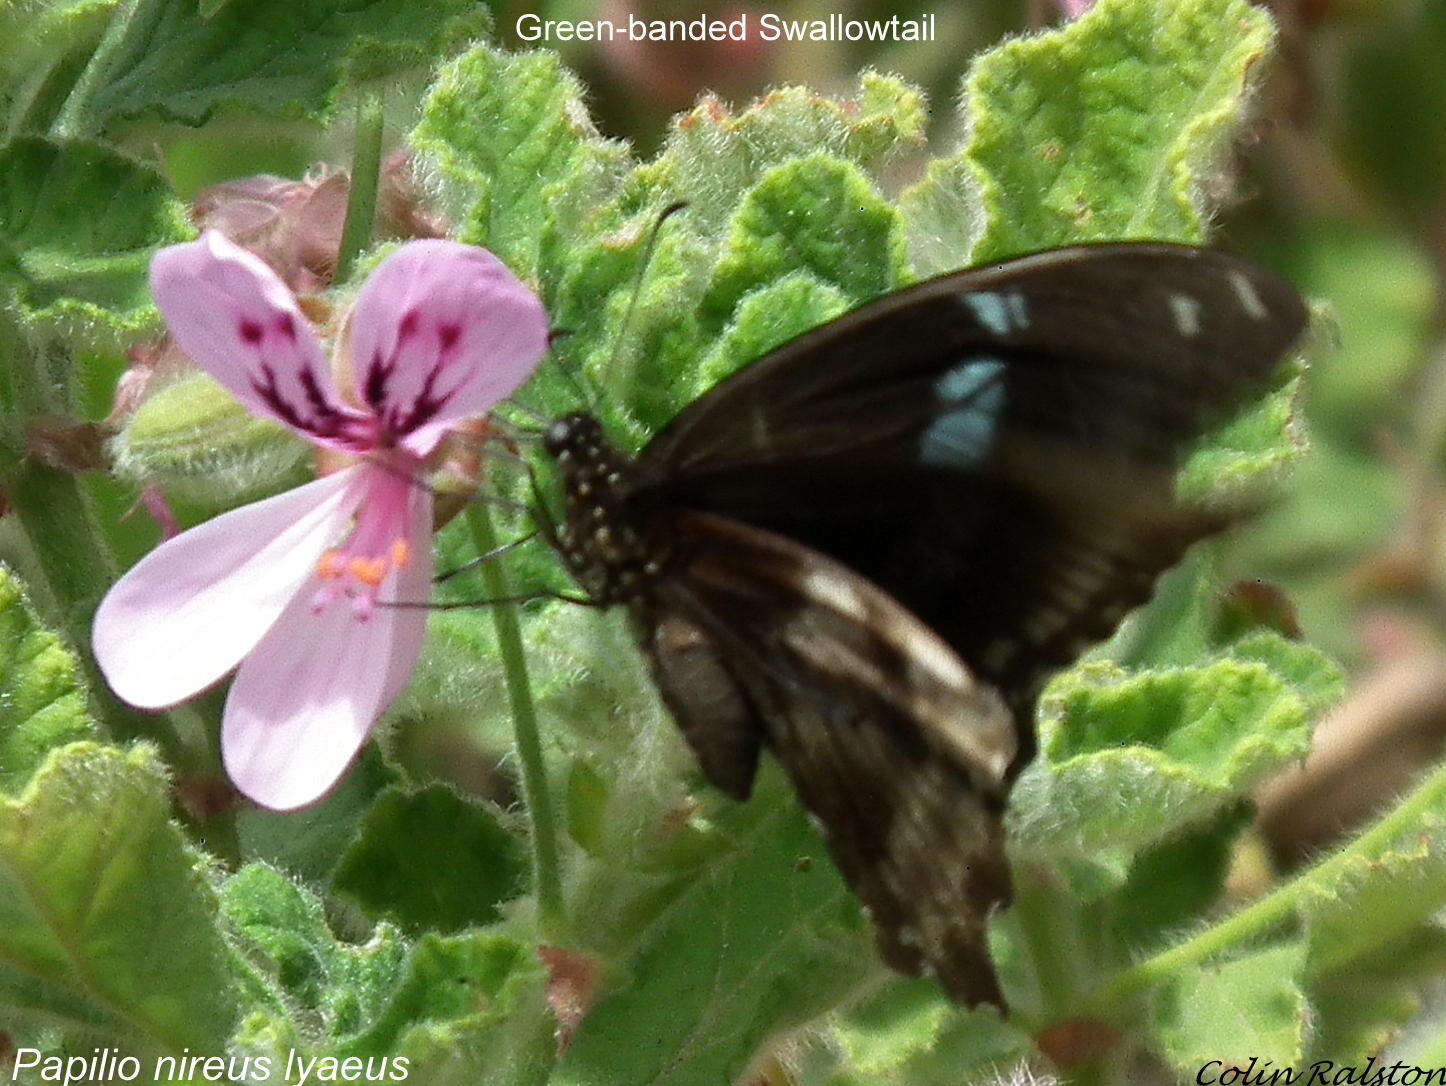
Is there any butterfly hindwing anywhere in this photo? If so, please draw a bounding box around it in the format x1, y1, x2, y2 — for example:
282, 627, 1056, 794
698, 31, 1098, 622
638, 511, 1016, 1004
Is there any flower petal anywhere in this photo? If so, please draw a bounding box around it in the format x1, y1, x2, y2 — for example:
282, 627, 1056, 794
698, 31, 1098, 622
150, 230, 370, 449
93, 468, 364, 709
347, 240, 548, 456
222, 478, 433, 810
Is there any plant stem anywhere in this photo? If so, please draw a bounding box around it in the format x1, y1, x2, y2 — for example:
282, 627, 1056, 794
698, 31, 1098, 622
51, 0, 148, 139
1012, 861, 1089, 1021
1089, 757, 1446, 1011
464, 500, 564, 937
1, 459, 199, 766
334, 95, 384, 285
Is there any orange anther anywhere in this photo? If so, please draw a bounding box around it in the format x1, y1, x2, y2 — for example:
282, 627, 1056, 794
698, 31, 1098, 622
348, 556, 386, 587
390, 538, 411, 570
315, 550, 344, 579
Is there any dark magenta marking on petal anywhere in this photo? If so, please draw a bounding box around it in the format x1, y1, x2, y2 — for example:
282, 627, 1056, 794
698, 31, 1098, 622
239, 320, 263, 344
274, 313, 298, 341
251, 362, 359, 443
364, 352, 392, 410
251, 364, 305, 430
397, 309, 420, 341
438, 324, 461, 352
298, 369, 335, 417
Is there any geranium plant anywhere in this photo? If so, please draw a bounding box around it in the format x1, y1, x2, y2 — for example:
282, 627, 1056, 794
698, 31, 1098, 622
0, 0, 1443, 1083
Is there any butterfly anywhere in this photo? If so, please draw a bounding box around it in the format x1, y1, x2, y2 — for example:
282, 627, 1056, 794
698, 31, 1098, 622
534, 242, 1308, 1005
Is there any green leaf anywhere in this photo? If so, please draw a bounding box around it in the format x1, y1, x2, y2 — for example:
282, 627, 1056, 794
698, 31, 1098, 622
0, 567, 95, 793
340, 930, 548, 1070
1301, 809, 1446, 978
828, 978, 1028, 1086
635, 74, 926, 232
0, 136, 187, 338
234, 745, 398, 885
1107, 804, 1253, 950
553, 773, 871, 1086
75, 0, 489, 132
1009, 633, 1337, 856
221, 865, 552, 1079
221, 865, 409, 1041
905, 0, 1274, 272
1309, 960, 1429, 1065
412, 43, 627, 280
332, 784, 527, 936
0, 0, 110, 135
695, 272, 850, 388
700, 154, 907, 333
0, 742, 239, 1052
1178, 359, 1307, 505
1151, 942, 1308, 1073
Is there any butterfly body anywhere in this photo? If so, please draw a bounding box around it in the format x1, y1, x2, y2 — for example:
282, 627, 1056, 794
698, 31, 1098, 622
539, 243, 1309, 1005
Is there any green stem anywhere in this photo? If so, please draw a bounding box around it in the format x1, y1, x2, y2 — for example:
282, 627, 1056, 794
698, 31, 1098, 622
50, 0, 150, 139
1012, 861, 1089, 1022
334, 96, 384, 285
1, 459, 199, 767
1089, 757, 1446, 1011
464, 500, 564, 937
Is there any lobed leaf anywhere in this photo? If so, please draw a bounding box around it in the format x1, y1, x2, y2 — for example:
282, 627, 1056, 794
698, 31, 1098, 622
700, 154, 907, 333
0, 743, 238, 1053
222, 863, 551, 1080
234, 746, 399, 886
633, 74, 926, 232
828, 978, 1028, 1086
695, 272, 849, 389
553, 773, 871, 1086
77, 0, 488, 132
412, 44, 627, 281
1009, 630, 1338, 857
911, 0, 1275, 270
0, 567, 95, 793
1151, 942, 1308, 1073
0, 136, 187, 339
331, 784, 527, 937
0, 0, 110, 135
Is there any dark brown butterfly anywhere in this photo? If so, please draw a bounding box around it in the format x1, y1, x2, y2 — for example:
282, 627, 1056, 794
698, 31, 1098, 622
538, 243, 1308, 1005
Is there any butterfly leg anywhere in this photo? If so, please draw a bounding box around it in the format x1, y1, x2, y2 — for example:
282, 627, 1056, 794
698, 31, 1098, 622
434, 531, 538, 584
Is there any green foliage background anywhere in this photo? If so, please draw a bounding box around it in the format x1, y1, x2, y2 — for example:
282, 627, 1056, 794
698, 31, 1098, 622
1, 0, 1445, 1082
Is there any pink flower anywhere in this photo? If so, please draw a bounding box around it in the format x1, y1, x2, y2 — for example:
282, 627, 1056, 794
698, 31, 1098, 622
94, 230, 547, 810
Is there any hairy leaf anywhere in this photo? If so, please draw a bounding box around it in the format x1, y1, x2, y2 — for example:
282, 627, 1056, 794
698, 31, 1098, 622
78, 0, 487, 131
0, 743, 238, 1052
553, 772, 870, 1086
0, 137, 187, 338
0, 568, 94, 793
1152, 943, 1308, 1073
332, 784, 526, 936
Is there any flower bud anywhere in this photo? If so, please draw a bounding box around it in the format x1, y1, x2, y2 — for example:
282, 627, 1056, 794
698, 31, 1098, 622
110, 371, 308, 511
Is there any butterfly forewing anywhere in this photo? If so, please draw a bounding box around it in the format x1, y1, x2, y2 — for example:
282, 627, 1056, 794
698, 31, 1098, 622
626, 245, 1309, 736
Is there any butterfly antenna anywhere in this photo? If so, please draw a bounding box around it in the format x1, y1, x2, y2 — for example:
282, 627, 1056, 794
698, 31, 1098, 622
539, 327, 597, 414
608, 200, 688, 401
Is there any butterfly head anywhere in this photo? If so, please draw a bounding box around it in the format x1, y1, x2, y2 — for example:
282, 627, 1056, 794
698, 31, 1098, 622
544, 412, 670, 604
